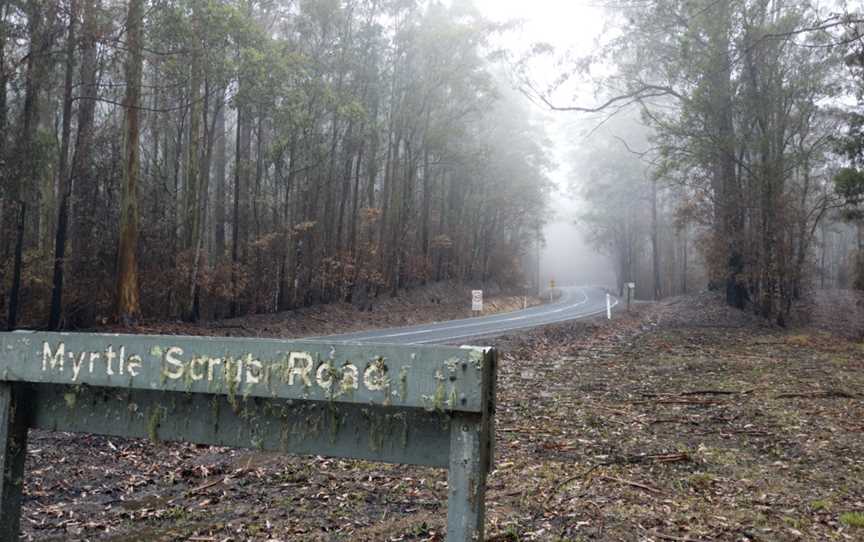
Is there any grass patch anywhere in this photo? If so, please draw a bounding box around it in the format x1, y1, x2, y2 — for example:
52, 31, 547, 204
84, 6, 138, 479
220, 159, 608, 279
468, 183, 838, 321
810, 499, 830, 511
840, 512, 864, 528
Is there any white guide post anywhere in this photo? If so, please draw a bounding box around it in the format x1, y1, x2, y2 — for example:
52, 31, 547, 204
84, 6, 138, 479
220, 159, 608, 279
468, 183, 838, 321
471, 290, 483, 315
606, 293, 612, 319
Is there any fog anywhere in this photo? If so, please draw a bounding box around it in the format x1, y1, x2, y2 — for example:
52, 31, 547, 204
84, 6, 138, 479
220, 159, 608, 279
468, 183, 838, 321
540, 192, 617, 289
474, 0, 618, 289
5, 0, 855, 329
539, 116, 617, 290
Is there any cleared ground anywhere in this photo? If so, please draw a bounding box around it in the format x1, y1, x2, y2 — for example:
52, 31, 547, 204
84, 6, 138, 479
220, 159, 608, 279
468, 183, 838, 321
20, 290, 864, 541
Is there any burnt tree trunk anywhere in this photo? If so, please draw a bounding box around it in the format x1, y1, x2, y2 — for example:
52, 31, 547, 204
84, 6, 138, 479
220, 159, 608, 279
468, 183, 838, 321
48, 0, 78, 329
7, 203, 25, 330
0, 0, 7, 163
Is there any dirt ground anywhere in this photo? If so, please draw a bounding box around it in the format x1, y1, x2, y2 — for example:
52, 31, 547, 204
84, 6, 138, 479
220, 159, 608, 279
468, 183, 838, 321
19, 290, 864, 541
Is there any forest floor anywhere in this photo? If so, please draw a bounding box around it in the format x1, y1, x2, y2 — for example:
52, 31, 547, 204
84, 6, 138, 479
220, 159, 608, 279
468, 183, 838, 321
114, 281, 542, 339
19, 289, 864, 541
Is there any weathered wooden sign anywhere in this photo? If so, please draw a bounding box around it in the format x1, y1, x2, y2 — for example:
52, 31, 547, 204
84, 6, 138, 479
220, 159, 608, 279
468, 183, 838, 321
0, 331, 496, 541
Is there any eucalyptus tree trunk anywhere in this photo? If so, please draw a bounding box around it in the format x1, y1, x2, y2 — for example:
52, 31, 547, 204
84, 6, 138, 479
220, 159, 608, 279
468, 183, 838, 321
682, 226, 688, 293
421, 147, 431, 260
253, 113, 264, 240
348, 144, 363, 258
388, 137, 405, 295
743, 10, 785, 323
365, 102, 379, 210
230, 108, 242, 318
8, 0, 50, 328
380, 131, 394, 279
709, 0, 745, 309
651, 176, 661, 300
184, 3, 204, 321
0, 0, 7, 164
67, 0, 99, 322
324, 110, 340, 257
336, 122, 355, 255
116, 0, 145, 325
214, 94, 227, 260
7, 203, 24, 330
48, 0, 78, 330
17, 2, 45, 221
185, 80, 202, 249
276, 136, 298, 311
230, 105, 249, 318
0, 0, 7, 316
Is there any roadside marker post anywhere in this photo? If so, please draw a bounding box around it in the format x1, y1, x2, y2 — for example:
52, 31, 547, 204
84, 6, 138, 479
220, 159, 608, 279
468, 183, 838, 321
606, 293, 612, 319
0, 332, 497, 541
471, 289, 483, 315
625, 282, 636, 312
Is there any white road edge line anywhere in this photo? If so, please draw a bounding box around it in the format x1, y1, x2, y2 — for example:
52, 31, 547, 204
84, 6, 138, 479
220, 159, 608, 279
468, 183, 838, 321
370, 288, 589, 338
407, 297, 620, 344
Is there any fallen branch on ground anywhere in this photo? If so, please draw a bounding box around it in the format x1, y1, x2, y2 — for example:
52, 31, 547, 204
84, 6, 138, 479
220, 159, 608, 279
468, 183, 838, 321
545, 465, 601, 503
633, 398, 724, 406
774, 390, 858, 399
680, 390, 740, 396
601, 452, 690, 465
599, 475, 662, 494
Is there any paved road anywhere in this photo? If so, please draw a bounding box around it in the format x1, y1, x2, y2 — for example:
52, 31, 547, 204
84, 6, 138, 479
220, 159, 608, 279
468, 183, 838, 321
310, 286, 618, 345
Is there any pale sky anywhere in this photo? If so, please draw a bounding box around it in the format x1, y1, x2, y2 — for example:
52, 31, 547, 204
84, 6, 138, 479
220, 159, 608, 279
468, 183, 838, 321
473, 0, 604, 55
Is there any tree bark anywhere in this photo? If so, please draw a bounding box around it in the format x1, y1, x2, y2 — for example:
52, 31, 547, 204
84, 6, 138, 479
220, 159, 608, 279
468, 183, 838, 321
8, 0, 50, 326
421, 148, 431, 260
6, 203, 25, 330
184, 2, 204, 321
48, 0, 78, 330
0, 0, 7, 163
0, 1, 6, 316
230, 105, 245, 318
115, 0, 144, 325
349, 144, 363, 258
651, 176, 661, 300
214, 91, 227, 260
336, 122, 355, 255
253, 113, 264, 240
67, 0, 99, 324
16, 2, 45, 218
708, 0, 746, 310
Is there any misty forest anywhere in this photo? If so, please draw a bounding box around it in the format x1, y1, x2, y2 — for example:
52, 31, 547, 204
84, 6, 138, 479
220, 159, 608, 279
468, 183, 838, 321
556, 0, 864, 325
4, 1, 864, 541
0, 0, 552, 330
0, 0, 862, 330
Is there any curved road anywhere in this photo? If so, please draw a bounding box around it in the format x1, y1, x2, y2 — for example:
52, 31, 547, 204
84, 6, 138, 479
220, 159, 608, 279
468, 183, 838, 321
312, 286, 617, 345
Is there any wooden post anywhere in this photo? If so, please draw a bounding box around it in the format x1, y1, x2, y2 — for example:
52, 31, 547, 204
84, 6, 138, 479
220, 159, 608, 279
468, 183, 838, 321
0, 383, 28, 540
447, 345, 495, 542
447, 414, 486, 541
